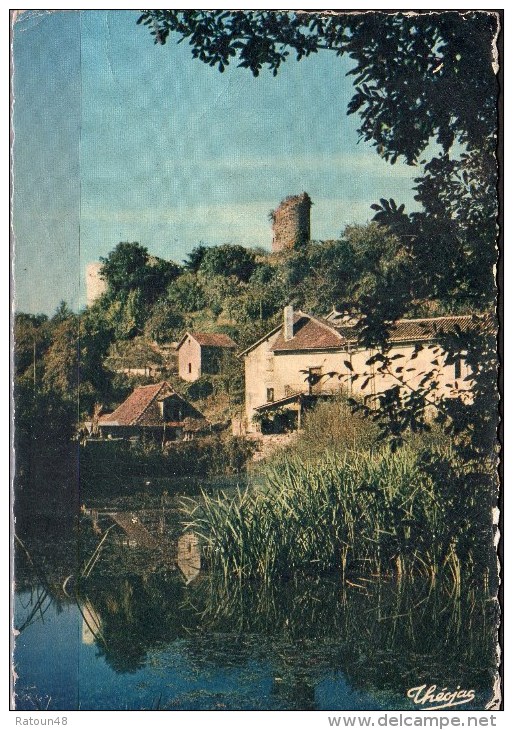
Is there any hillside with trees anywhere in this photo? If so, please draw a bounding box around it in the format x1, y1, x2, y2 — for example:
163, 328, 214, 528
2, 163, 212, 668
14, 214, 488, 441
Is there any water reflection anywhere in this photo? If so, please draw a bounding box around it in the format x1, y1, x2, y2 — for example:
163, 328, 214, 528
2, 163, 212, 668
13, 501, 499, 711
177, 533, 201, 584
80, 600, 102, 646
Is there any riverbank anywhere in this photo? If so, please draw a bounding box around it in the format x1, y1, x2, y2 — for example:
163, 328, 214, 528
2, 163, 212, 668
78, 434, 255, 498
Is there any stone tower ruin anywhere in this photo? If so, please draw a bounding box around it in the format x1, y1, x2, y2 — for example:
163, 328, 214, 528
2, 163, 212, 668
86, 262, 108, 307
271, 192, 312, 252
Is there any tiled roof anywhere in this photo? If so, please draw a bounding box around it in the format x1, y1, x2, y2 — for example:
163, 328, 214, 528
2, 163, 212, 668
272, 315, 344, 352
179, 332, 237, 349
238, 313, 303, 357
334, 315, 486, 344
271, 314, 488, 352
100, 381, 206, 427
388, 315, 477, 342
99, 382, 171, 426
243, 310, 491, 356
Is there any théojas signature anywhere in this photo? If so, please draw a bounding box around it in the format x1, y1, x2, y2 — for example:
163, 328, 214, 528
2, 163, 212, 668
407, 684, 475, 711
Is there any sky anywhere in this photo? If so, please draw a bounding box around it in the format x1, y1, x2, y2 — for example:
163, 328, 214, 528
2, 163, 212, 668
12, 9, 423, 315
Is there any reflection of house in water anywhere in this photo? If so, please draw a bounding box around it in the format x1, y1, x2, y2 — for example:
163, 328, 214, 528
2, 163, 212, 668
177, 532, 201, 584
98, 381, 208, 442
81, 600, 102, 645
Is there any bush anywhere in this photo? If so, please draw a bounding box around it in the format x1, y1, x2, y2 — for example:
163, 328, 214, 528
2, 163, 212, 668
261, 397, 379, 462
185, 377, 214, 401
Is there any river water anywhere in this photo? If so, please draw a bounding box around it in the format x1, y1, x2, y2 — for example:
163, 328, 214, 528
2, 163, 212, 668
13, 476, 499, 712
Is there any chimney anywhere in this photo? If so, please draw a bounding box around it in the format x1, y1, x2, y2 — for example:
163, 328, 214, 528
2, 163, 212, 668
284, 305, 294, 342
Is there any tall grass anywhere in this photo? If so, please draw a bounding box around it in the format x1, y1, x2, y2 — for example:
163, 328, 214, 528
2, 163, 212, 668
182, 446, 494, 587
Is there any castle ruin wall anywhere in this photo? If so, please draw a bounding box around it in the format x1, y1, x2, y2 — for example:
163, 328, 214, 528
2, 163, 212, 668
271, 192, 311, 252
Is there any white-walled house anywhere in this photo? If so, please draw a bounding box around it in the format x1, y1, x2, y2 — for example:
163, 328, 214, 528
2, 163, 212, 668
241, 306, 479, 433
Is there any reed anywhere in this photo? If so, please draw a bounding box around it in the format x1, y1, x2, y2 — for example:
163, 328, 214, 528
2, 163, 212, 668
181, 446, 493, 587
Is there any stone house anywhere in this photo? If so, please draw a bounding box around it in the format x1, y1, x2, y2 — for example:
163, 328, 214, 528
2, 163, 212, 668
176, 332, 237, 382
98, 381, 207, 441
241, 306, 479, 433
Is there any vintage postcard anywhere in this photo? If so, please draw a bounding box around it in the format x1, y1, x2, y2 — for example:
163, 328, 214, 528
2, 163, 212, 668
11, 8, 501, 714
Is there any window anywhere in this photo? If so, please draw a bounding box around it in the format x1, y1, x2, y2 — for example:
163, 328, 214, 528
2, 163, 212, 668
267, 388, 275, 402
188, 363, 192, 374
455, 358, 462, 380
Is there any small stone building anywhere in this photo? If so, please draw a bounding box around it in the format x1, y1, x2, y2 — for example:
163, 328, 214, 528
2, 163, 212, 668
176, 332, 237, 382
98, 381, 207, 441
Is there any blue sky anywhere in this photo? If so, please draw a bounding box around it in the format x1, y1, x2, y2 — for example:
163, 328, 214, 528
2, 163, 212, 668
13, 9, 423, 315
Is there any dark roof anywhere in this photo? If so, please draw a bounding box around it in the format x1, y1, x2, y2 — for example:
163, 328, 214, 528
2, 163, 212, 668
254, 392, 304, 412
177, 332, 237, 349
99, 381, 204, 426
255, 392, 338, 412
